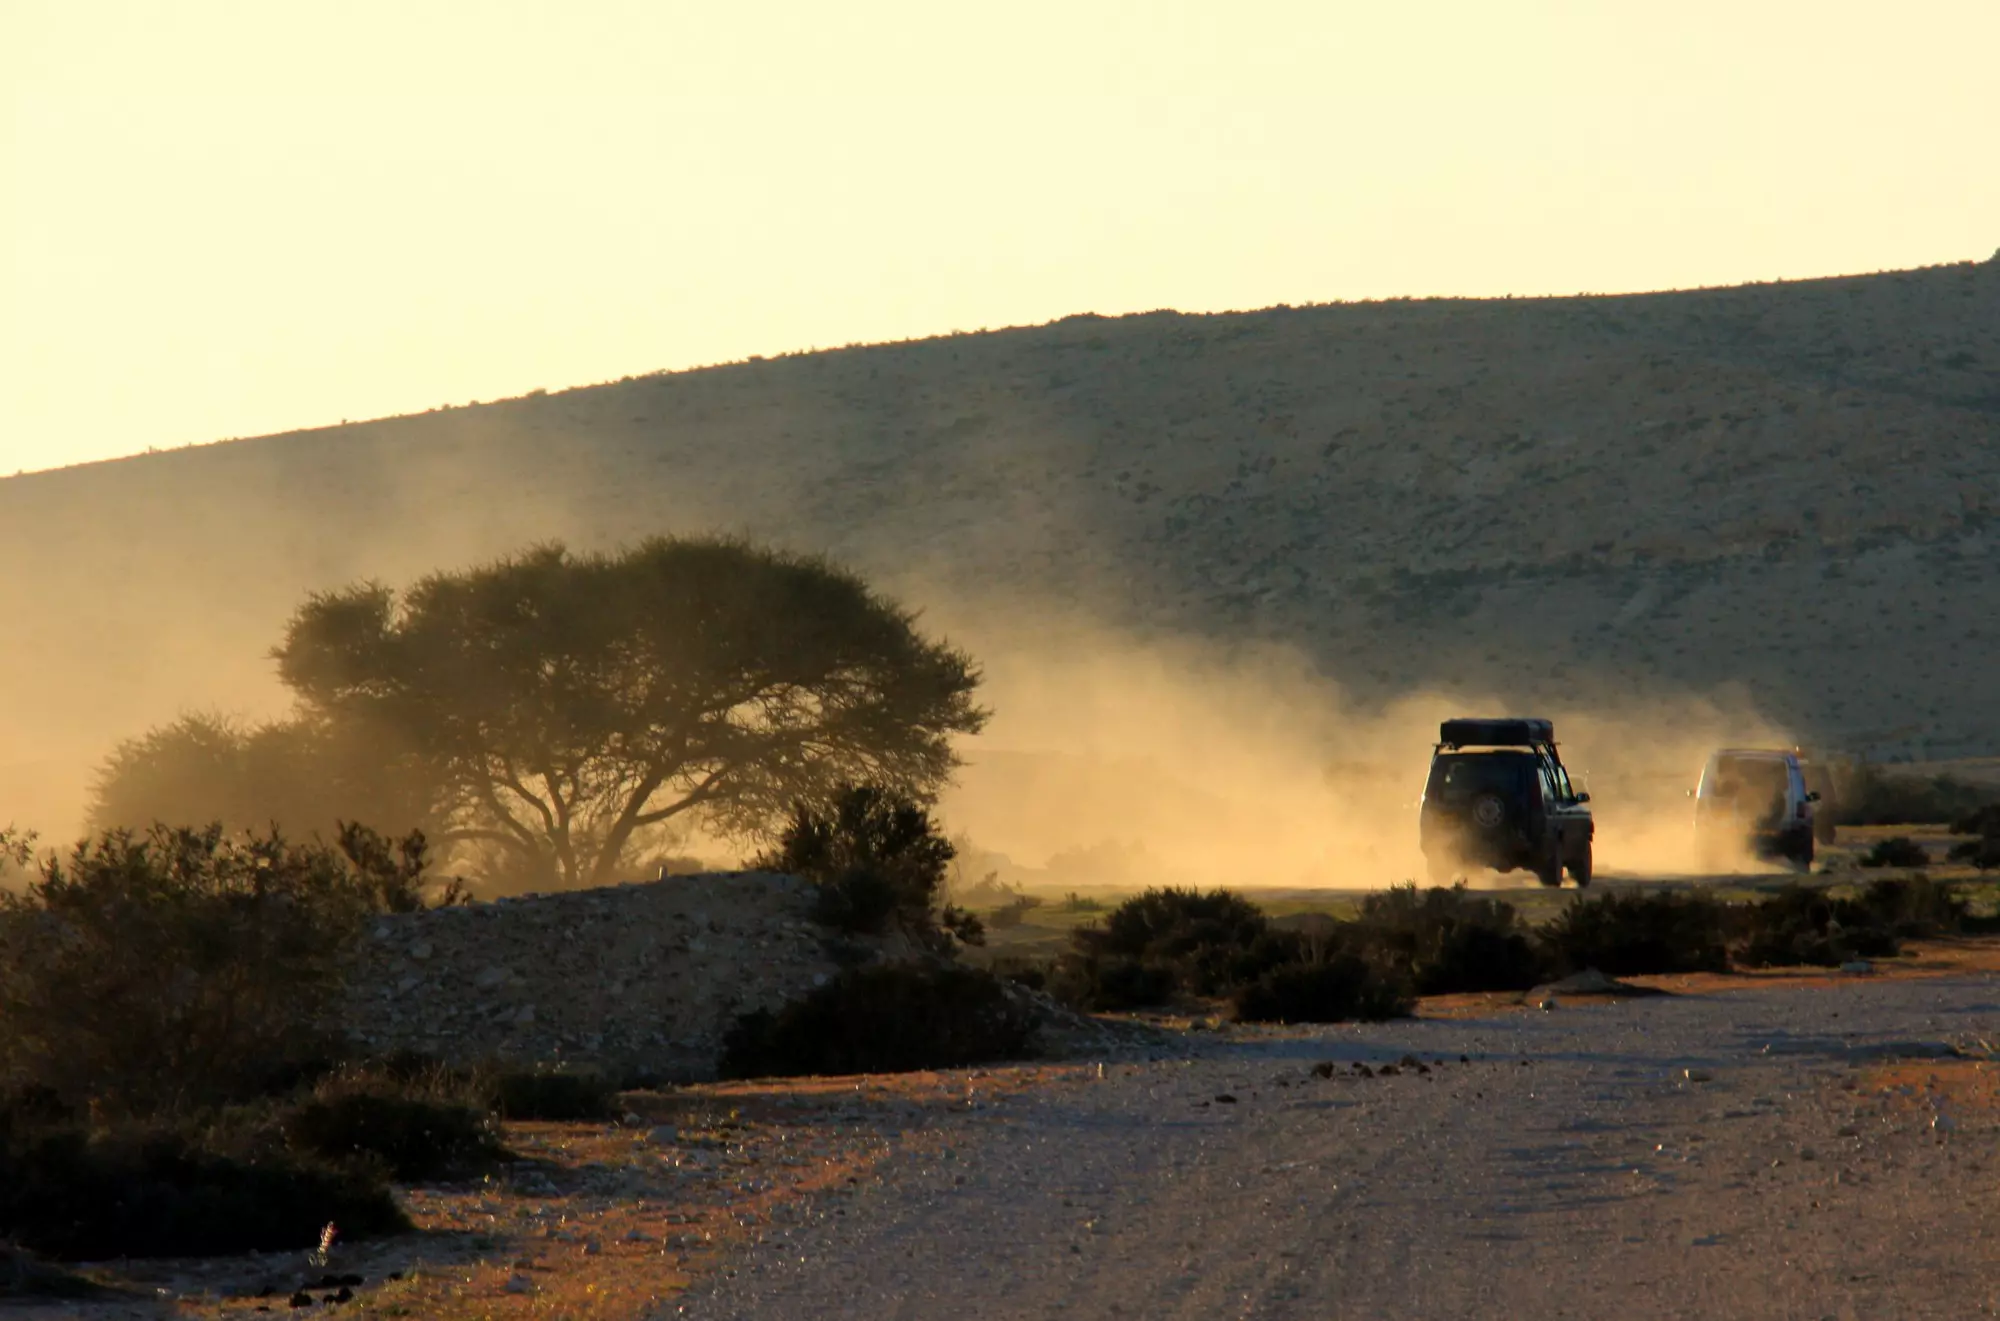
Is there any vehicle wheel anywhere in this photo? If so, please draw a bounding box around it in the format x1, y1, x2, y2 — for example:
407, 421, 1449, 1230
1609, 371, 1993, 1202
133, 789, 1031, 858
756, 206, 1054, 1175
1791, 831, 1816, 872
1534, 834, 1563, 887
1470, 793, 1507, 832
1566, 840, 1593, 888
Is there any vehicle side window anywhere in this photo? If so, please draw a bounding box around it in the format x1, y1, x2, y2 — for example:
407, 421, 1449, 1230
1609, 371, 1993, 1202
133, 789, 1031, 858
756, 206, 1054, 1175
1536, 763, 1557, 806
1552, 763, 1575, 801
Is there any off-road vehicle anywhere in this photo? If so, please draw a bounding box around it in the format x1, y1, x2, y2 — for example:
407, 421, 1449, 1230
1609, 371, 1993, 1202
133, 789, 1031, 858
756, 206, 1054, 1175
1692, 748, 1820, 870
1419, 718, 1594, 887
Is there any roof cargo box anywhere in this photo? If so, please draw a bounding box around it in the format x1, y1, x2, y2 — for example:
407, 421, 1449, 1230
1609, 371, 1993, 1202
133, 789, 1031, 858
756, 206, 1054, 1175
1438, 718, 1555, 748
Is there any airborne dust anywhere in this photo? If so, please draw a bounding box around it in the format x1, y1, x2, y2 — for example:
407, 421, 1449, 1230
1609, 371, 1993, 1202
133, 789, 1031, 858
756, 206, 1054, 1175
0, 442, 1797, 891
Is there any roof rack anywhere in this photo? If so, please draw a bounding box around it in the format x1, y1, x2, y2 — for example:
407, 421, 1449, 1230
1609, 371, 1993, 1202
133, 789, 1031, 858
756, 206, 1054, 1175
1437, 717, 1556, 749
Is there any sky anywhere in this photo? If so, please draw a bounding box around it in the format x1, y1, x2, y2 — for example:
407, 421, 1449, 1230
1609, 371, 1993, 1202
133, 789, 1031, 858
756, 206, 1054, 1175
4, 0, 1997, 476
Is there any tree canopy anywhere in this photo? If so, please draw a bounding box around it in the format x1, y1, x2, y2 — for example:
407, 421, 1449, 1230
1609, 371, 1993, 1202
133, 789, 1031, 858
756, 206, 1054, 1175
260, 537, 987, 888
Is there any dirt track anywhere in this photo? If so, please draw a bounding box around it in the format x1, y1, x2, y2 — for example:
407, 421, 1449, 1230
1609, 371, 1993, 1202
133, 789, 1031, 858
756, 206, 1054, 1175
669, 978, 2000, 1320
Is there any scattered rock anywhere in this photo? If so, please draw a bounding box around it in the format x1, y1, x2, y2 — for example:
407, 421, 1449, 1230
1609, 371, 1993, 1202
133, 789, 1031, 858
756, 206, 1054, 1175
1684, 1068, 1715, 1083
1840, 961, 1874, 975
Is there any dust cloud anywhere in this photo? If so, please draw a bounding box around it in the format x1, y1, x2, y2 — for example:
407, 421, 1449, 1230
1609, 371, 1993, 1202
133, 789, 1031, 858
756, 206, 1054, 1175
933, 620, 1798, 891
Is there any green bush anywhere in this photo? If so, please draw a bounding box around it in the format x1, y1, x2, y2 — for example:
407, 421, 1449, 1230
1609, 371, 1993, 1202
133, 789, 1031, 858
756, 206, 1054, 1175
1539, 891, 1729, 977
1352, 885, 1546, 994
1055, 887, 1298, 1009
1230, 954, 1411, 1023
719, 962, 1037, 1078
280, 1086, 501, 1182
0, 1114, 407, 1261
1859, 836, 1931, 868
1731, 886, 1900, 967
0, 823, 445, 1114
760, 786, 981, 951
479, 1067, 619, 1122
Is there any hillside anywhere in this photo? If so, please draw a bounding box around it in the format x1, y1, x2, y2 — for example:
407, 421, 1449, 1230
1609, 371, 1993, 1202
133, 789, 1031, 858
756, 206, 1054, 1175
3, 258, 1997, 875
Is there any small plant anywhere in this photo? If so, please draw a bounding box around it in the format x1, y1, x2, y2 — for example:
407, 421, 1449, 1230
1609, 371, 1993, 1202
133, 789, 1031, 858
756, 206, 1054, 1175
1230, 954, 1411, 1024
1859, 836, 1931, 868
1949, 805, 2000, 870
1540, 891, 1729, 977
719, 962, 1037, 1078
478, 1067, 619, 1122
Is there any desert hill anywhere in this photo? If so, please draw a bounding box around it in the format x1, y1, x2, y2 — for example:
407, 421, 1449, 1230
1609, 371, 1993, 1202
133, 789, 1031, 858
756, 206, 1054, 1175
3, 258, 1997, 856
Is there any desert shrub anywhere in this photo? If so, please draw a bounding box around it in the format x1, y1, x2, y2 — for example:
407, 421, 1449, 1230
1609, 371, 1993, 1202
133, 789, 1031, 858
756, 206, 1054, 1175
719, 962, 1036, 1078
478, 1067, 619, 1122
0, 823, 446, 1114
1055, 887, 1300, 1009
760, 786, 979, 951
1852, 875, 1968, 937
1731, 886, 1900, 967
280, 1086, 501, 1182
1949, 804, 2000, 870
1859, 836, 1931, 868
983, 893, 1044, 929
1230, 954, 1411, 1023
1539, 891, 1729, 977
1351, 885, 1546, 994
0, 1112, 406, 1261
1950, 837, 2000, 870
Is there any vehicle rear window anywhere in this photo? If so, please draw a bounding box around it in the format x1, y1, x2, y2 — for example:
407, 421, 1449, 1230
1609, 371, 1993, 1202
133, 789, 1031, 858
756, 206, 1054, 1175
1426, 753, 1531, 797
1707, 757, 1788, 802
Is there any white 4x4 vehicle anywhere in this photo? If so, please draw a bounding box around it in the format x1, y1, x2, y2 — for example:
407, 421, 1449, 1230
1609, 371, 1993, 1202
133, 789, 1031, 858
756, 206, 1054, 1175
1693, 748, 1820, 870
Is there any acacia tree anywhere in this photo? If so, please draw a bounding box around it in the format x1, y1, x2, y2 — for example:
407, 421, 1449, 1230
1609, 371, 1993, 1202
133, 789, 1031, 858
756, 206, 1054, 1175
272, 537, 987, 888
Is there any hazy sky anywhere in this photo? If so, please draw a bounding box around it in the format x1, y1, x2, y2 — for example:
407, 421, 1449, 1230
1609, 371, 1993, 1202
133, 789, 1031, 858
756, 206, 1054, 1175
5, 1, 1996, 475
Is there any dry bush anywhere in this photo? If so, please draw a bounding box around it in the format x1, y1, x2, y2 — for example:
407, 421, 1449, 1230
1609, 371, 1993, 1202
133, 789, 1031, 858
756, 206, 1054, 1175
760, 785, 982, 951
1730, 886, 1900, 968
0, 1097, 407, 1261
1350, 884, 1546, 994
1859, 836, 1931, 868
719, 962, 1036, 1078
0, 823, 446, 1114
1539, 891, 1730, 977
1230, 954, 1411, 1023
1054, 887, 1297, 1010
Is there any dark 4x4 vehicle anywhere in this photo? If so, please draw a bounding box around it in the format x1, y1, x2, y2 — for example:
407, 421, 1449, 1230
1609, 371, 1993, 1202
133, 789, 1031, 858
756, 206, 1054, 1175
1420, 718, 1594, 887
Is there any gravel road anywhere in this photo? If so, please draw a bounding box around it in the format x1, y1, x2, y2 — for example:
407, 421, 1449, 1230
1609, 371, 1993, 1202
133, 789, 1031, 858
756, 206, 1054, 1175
668, 979, 2000, 1320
